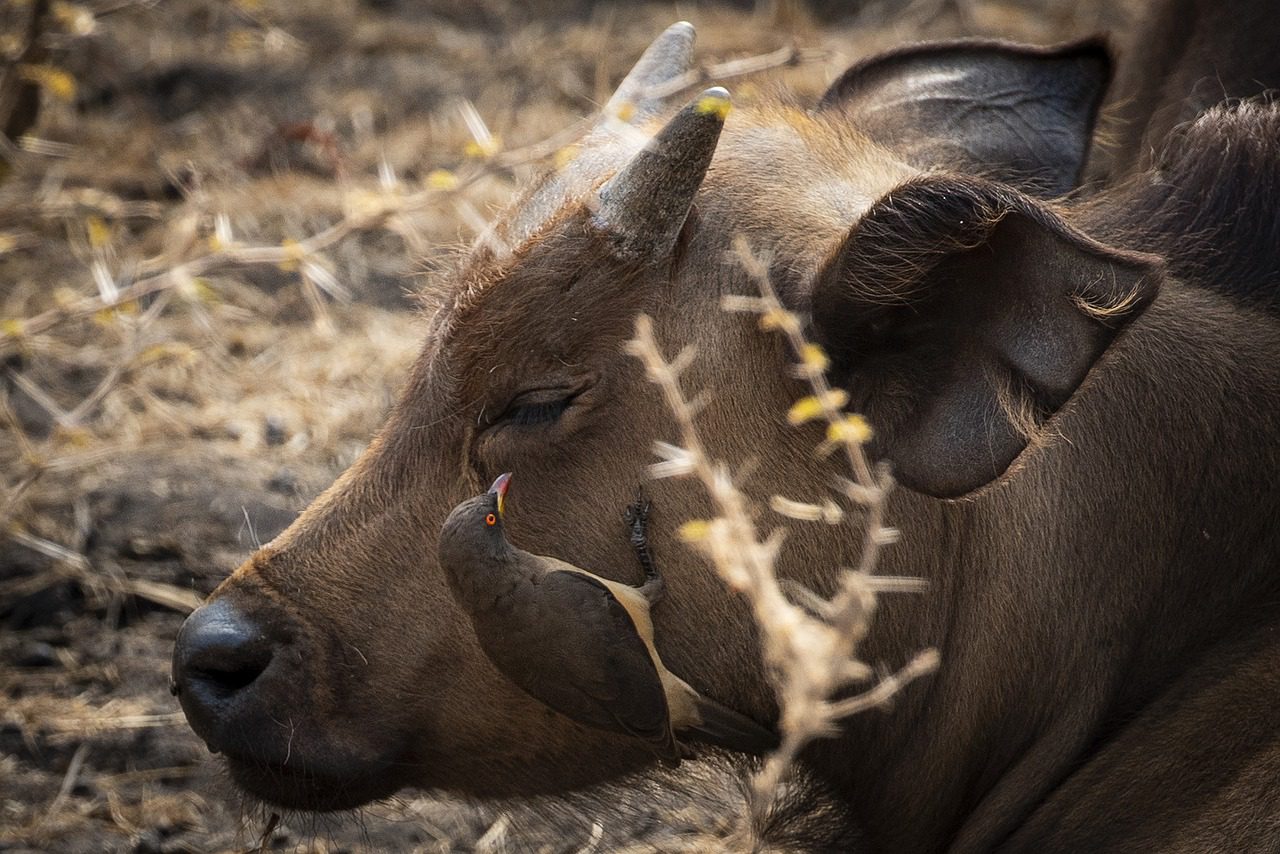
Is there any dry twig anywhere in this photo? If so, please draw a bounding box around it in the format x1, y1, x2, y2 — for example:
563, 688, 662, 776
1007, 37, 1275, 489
625, 236, 938, 835
0, 41, 822, 356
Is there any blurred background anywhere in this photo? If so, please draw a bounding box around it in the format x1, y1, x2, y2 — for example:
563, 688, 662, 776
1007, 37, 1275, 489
0, 0, 1125, 850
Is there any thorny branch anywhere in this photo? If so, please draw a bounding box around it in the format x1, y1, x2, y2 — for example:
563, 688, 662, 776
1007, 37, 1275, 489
625, 237, 938, 832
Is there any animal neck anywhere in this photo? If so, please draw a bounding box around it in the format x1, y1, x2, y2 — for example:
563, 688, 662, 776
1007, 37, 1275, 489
820, 282, 1280, 851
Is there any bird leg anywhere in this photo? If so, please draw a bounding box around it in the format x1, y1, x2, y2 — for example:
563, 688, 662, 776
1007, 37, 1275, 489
624, 491, 665, 603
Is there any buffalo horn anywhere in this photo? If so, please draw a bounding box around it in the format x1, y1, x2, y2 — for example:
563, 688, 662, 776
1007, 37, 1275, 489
604, 21, 698, 125
594, 87, 730, 258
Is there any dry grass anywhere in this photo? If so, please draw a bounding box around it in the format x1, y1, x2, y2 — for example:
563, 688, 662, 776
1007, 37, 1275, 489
0, 0, 1129, 850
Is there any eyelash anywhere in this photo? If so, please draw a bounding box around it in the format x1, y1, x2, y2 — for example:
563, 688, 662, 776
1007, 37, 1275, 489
500, 394, 573, 428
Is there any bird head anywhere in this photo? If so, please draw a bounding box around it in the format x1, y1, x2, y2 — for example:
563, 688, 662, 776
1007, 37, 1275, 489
438, 473, 515, 579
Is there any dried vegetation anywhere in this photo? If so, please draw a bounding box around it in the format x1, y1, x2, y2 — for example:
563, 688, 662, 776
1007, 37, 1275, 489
1, 0, 1123, 850
625, 235, 943, 838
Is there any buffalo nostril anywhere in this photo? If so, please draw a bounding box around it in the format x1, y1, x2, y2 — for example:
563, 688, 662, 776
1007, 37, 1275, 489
175, 599, 273, 691
188, 645, 271, 692
172, 598, 277, 747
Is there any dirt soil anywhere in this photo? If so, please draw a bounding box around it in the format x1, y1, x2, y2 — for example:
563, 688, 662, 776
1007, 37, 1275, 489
0, 0, 1125, 851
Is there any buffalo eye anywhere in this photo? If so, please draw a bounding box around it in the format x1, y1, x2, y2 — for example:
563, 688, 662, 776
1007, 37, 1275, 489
495, 389, 576, 429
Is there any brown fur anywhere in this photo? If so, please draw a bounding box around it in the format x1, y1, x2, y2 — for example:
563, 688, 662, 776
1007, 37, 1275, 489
177, 37, 1280, 854
1091, 0, 1280, 180
1084, 98, 1280, 309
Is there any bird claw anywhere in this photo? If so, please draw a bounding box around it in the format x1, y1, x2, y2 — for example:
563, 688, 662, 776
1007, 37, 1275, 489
624, 489, 662, 592
623, 489, 651, 536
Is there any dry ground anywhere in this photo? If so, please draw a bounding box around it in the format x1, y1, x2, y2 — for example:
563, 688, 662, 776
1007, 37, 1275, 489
1, 0, 1124, 851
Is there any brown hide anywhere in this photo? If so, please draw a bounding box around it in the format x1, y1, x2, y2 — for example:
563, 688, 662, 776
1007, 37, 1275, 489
171, 25, 1280, 853
1092, 0, 1280, 180
1085, 101, 1280, 310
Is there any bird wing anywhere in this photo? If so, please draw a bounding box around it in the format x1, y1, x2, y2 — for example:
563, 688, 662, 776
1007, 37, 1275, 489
481, 568, 679, 760
533, 555, 656, 641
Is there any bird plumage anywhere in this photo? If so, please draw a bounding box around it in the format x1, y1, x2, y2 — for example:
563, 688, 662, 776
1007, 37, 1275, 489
438, 475, 778, 762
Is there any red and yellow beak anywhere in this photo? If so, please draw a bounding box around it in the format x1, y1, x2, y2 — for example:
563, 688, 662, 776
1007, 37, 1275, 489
487, 472, 512, 517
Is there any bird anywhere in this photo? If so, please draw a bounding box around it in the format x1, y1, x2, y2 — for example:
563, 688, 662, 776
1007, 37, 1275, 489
438, 473, 779, 763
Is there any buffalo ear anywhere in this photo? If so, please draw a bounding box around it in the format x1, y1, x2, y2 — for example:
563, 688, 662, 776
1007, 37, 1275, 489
818, 39, 1110, 197
810, 176, 1162, 498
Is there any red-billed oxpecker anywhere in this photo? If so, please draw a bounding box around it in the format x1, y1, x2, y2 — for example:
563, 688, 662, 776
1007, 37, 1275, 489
438, 474, 779, 762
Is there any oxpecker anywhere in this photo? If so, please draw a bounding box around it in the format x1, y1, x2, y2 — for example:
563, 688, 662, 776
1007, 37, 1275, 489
438, 473, 779, 762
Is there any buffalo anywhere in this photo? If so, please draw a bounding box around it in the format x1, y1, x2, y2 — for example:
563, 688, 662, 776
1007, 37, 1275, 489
171, 10, 1280, 852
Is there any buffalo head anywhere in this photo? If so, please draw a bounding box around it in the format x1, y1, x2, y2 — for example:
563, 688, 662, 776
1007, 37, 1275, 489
171, 22, 1162, 827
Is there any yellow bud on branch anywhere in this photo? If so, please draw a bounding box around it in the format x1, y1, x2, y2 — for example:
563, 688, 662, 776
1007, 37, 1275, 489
787, 390, 848, 425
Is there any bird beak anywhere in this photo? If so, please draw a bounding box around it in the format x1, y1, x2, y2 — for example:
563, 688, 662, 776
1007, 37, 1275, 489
488, 472, 512, 517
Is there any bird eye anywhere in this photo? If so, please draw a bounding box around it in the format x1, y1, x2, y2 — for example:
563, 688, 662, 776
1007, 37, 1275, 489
485, 513, 497, 526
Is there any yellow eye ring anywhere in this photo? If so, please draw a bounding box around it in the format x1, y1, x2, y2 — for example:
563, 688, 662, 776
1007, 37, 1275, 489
485, 513, 497, 526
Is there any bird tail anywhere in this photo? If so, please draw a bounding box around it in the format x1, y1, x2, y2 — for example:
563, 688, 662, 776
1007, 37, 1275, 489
684, 696, 780, 756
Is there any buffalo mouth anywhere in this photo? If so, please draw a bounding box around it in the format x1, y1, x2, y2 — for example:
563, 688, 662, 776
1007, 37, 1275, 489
221, 749, 404, 812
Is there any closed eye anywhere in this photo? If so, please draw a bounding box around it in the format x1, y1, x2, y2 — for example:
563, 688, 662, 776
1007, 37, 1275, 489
505, 397, 571, 426
496, 390, 576, 428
